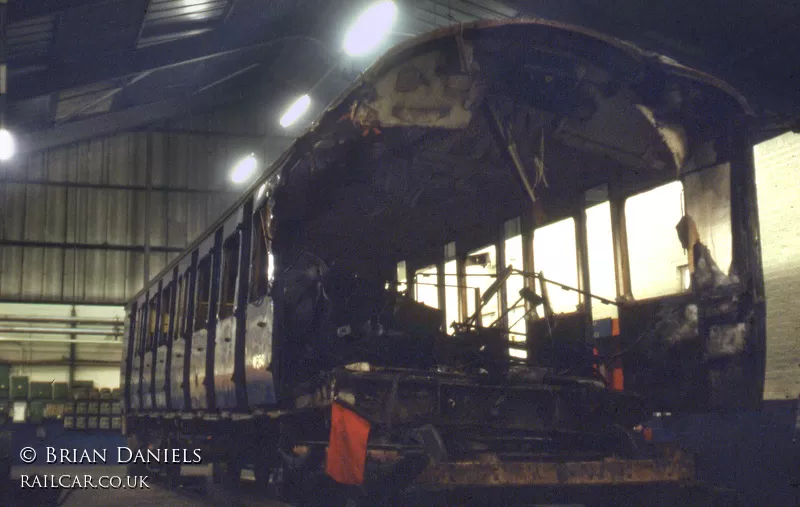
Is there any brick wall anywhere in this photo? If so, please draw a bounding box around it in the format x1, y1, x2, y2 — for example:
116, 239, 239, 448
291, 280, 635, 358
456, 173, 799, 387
754, 132, 800, 400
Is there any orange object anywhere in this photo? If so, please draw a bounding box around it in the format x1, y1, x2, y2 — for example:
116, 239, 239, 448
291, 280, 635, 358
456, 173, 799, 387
610, 318, 624, 391
643, 427, 653, 442
612, 367, 625, 391
326, 402, 371, 485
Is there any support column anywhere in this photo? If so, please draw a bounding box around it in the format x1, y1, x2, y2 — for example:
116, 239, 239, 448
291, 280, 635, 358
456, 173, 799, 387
69, 306, 77, 386
143, 133, 154, 285
575, 204, 593, 343
0, 0, 7, 134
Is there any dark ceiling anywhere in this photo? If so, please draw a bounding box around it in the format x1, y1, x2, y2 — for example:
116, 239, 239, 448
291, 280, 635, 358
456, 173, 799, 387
5, 0, 799, 155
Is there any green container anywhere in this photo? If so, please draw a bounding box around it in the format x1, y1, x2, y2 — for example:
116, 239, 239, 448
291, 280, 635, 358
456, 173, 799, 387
63, 416, 75, 429
63, 402, 75, 415
72, 380, 94, 390
30, 382, 53, 400
111, 417, 122, 430
0, 365, 9, 398
87, 417, 98, 430
29, 401, 47, 424
87, 402, 99, 415
111, 402, 122, 415
75, 416, 87, 430
53, 383, 69, 400
10, 376, 29, 400
99, 402, 111, 414
76, 402, 88, 414
99, 417, 110, 430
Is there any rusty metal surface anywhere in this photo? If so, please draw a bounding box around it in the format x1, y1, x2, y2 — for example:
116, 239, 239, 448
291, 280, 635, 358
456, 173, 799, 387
345, 19, 752, 118
351, 48, 478, 129
415, 448, 695, 488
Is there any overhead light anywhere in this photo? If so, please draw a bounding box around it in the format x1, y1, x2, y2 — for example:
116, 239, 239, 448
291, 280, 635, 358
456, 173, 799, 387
231, 154, 257, 184
343, 1, 398, 57
279, 94, 311, 128
0, 129, 15, 161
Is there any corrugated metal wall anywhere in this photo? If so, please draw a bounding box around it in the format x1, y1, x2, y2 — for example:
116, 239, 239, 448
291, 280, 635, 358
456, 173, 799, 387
0, 111, 275, 303
0, 302, 124, 389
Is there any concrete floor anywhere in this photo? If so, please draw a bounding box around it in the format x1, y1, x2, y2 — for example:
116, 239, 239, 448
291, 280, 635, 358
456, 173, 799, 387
7, 465, 290, 507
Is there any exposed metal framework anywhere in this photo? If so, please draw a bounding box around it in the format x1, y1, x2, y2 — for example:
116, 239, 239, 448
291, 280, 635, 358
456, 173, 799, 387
0, 326, 122, 336
0, 315, 122, 325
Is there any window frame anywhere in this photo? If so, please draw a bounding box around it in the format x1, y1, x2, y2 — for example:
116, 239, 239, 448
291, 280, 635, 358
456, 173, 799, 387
146, 296, 158, 351
136, 306, 147, 356
158, 285, 172, 347
194, 254, 213, 332
623, 180, 687, 301
413, 264, 440, 310
531, 216, 581, 316
219, 232, 241, 320
173, 275, 185, 342
249, 203, 271, 303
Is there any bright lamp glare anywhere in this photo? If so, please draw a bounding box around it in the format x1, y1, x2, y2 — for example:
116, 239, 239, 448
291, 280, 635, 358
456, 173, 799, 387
0, 129, 15, 161
279, 94, 311, 128
231, 154, 257, 183
343, 1, 398, 56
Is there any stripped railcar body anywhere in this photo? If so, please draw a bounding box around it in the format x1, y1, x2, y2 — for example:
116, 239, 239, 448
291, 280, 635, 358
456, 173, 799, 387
120, 19, 763, 501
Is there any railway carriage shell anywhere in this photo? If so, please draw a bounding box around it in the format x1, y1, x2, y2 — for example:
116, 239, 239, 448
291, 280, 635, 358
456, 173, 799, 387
121, 19, 763, 422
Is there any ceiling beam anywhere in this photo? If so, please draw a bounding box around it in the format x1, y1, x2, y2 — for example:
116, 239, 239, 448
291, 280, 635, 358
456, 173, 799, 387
8, 8, 322, 102
138, 20, 220, 41
17, 98, 185, 153
15, 68, 263, 153
7, 0, 120, 22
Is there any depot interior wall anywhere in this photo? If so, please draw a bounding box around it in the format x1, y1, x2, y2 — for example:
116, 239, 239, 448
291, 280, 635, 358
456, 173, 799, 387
754, 131, 800, 401
0, 302, 124, 389
0, 100, 285, 305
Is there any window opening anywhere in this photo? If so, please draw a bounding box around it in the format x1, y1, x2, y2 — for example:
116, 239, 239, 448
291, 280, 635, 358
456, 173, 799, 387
533, 218, 580, 314
220, 234, 241, 319
194, 255, 212, 331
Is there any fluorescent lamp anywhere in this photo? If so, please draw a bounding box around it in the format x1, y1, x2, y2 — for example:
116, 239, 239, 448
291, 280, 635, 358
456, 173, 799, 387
0, 129, 15, 161
343, 1, 398, 57
279, 94, 311, 128
231, 154, 257, 184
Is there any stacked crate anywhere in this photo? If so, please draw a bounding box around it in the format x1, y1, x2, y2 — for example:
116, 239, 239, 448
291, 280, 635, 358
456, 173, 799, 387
73, 386, 90, 430
10, 376, 29, 400
62, 384, 122, 431
46, 382, 70, 422
29, 382, 53, 425
0, 373, 121, 430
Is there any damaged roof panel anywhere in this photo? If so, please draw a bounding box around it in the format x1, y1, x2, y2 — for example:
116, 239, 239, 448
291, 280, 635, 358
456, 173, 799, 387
135, 18, 752, 302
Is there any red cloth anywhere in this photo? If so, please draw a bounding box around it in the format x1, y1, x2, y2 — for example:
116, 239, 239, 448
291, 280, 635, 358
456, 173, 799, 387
326, 402, 371, 485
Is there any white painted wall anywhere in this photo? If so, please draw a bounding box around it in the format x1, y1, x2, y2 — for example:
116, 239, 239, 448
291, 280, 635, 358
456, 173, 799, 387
754, 132, 800, 401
